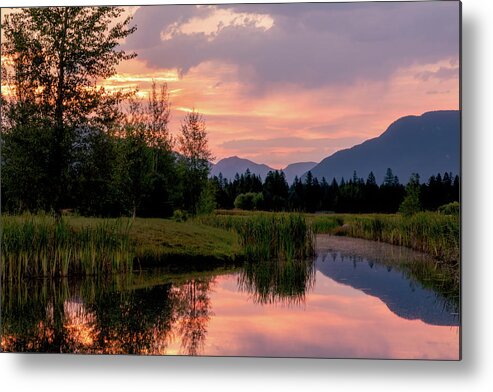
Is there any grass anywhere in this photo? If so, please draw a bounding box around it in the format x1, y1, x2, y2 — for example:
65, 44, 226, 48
1, 214, 243, 281
201, 209, 459, 265
309, 212, 460, 265
128, 217, 242, 269
1, 209, 459, 281
197, 212, 314, 262
1, 214, 133, 281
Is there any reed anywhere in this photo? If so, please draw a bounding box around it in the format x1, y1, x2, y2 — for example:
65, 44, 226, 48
198, 213, 315, 262
312, 212, 460, 265
1, 215, 133, 281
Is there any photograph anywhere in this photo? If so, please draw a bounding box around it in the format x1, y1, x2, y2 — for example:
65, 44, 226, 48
1, 1, 460, 359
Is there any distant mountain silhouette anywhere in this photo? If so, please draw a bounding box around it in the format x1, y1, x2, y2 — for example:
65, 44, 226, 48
305, 110, 460, 184
210, 156, 274, 181
282, 162, 317, 184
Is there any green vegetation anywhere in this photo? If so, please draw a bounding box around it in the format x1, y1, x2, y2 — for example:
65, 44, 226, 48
310, 212, 459, 265
1, 210, 458, 281
234, 192, 264, 210
0, 215, 241, 281
438, 201, 460, 215
129, 217, 241, 268
198, 213, 314, 262
1, 215, 133, 281
399, 173, 422, 216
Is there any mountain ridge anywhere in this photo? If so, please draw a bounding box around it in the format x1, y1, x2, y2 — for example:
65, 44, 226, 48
210, 110, 460, 185
303, 110, 460, 183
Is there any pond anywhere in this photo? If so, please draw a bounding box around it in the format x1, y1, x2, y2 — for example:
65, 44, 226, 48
1, 235, 460, 359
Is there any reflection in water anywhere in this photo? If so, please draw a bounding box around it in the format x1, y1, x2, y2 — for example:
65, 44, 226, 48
1, 275, 213, 355
316, 235, 460, 321
1, 236, 460, 358
171, 279, 212, 355
316, 253, 459, 326
238, 258, 315, 305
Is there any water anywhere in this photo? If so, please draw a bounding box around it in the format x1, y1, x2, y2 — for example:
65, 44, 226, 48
1, 235, 459, 359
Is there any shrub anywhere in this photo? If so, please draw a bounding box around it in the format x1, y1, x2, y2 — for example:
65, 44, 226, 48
234, 192, 263, 210
438, 201, 460, 215
172, 209, 189, 222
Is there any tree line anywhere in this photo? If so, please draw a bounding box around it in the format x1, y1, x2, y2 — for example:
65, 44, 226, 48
0, 7, 460, 219
1, 7, 214, 218
211, 168, 460, 214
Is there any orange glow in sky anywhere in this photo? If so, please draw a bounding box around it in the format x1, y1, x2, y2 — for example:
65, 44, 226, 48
1, 3, 460, 168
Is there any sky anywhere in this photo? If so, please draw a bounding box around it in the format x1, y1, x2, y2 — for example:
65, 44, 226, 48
2, 2, 460, 169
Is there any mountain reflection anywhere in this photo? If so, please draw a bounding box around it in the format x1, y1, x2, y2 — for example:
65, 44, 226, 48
315, 236, 459, 326
1, 274, 214, 355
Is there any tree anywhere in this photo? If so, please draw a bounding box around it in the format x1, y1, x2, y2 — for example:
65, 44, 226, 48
383, 168, 396, 186
263, 171, 289, 211
364, 171, 379, 212
1, 7, 136, 216
123, 82, 176, 218
177, 110, 214, 214
399, 173, 421, 216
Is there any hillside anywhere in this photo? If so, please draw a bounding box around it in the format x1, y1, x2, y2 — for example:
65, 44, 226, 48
305, 110, 460, 183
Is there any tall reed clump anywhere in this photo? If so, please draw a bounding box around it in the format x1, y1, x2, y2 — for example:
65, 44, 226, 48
204, 214, 315, 262
309, 216, 344, 234
1, 215, 133, 281
340, 212, 459, 265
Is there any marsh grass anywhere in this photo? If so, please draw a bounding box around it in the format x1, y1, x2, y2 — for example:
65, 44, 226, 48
198, 213, 315, 262
311, 212, 459, 265
1, 215, 133, 281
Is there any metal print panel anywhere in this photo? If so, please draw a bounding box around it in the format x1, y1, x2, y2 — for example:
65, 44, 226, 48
0, 1, 461, 359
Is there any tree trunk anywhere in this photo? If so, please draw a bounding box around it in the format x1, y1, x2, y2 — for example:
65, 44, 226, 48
52, 8, 69, 220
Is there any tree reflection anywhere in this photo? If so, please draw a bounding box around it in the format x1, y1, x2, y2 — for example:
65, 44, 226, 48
1, 279, 96, 353
171, 278, 213, 355
1, 272, 215, 355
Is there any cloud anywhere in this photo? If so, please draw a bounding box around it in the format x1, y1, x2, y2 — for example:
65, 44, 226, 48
219, 136, 363, 151
125, 2, 459, 91
415, 66, 459, 81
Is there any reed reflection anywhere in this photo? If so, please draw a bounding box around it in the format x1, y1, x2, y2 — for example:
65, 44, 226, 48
238, 258, 316, 306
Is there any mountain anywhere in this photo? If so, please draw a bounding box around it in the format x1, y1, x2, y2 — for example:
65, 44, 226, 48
306, 110, 460, 184
210, 156, 274, 181
281, 162, 317, 184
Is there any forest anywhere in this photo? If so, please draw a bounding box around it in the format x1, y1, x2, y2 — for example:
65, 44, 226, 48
0, 7, 459, 219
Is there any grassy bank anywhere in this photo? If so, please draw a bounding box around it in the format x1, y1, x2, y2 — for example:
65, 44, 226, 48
128, 217, 242, 270
1, 215, 133, 280
1, 214, 242, 280
204, 209, 459, 265
309, 212, 459, 265
1, 210, 458, 281
197, 213, 314, 262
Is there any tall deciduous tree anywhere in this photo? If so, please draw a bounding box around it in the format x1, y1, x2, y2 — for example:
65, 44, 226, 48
123, 82, 176, 218
1, 7, 136, 216
177, 110, 214, 214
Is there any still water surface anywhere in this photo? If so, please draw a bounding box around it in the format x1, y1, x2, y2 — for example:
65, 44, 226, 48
1, 235, 459, 359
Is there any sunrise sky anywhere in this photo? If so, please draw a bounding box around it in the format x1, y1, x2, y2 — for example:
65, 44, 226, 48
2, 2, 460, 169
